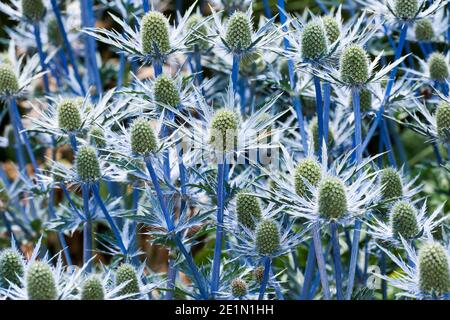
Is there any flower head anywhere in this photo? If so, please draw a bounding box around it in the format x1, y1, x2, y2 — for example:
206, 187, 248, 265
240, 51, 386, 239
81, 276, 105, 300
340, 44, 370, 85
0, 249, 24, 287
415, 19, 434, 41
428, 52, 449, 81
394, 0, 419, 19
75, 146, 102, 183
390, 201, 419, 239
225, 11, 252, 53
116, 263, 140, 298
21, 0, 46, 22
0, 64, 19, 96
154, 75, 181, 108
236, 190, 262, 230
294, 158, 322, 197
130, 118, 159, 156
230, 278, 248, 298
301, 21, 328, 61
418, 242, 450, 296
26, 261, 57, 300
380, 167, 403, 200
256, 219, 281, 256
57, 99, 82, 132
318, 176, 348, 220
322, 16, 340, 44
141, 11, 171, 57
209, 108, 239, 152
185, 13, 209, 51
436, 102, 450, 143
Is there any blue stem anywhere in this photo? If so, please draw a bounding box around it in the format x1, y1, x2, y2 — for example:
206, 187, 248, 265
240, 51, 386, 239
352, 89, 362, 163
323, 83, 331, 149
345, 219, 362, 300
330, 222, 343, 300
262, 0, 272, 18
143, 0, 149, 12
314, 76, 324, 160
82, 183, 92, 272
301, 241, 316, 299
380, 250, 387, 300
33, 23, 50, 93
312, 222, 330, 299
232, 55, 240, 93
211, 160, 226, 296
92, 184, 127, 255
258, 257, 271, 300
50, 0, 86, 95
117, 52, 126, 89
69, 133, 78, 152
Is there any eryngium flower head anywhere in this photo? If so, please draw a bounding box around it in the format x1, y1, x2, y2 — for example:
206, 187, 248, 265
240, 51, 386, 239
394, 0, 419, 20
390, 201, 419, 239
294, 158, 321, 197
318, 177, 347, 219
186, 14, 208, 50
428, 53, 449, 81
81, 276, 105, 300
418, 242, 450, 295
231, 278, 248, 298
116, 264, 140, 297
141, 12, 171, 56
57, 99, 81, 132
0, 64, 19, 96
380, 167, 403, 200
340, 44, 370, 85
224, 11, 252, 52
309, 117, 334, 149
253, 266, 264, 283
350, 88, 372, 112
301, 21, 327, 60
209, 109, 239, 152
415, 19, 434, 42
436, 102, 450, 143
322, 16, 340, 43
0, 180, 9, 211
130, 118, 158, 155
26, 262, 57, 300
89, 126, 106, 148
0, 249, 24, 287
75, 146, 101, 182
154, 75, 180, 107
256, 219, 280, 256
236, 190, 262, 230
48, 19, 63, 47
21, 0, 46, 21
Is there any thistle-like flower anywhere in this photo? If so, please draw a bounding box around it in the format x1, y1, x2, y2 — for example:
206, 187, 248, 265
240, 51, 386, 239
236, 190, 262, 230
309, 116, 335, 151
225, 12, 252, 53
185, 13, 209, 51
301, 21, 328, 61
339, 44, 370, 86
230, 278, 248, 298
380, 167, 403, 200
26, 261, 57, 300
414, 19, 434, 42
0, 248, 24, 287
294, 158, 322, 198
418, 242, 450, 296
394, 0, 419, 19
57, 99, 82, 132
428, 52, 449, 82
153, 75, 181, 108
21, 0, 46, 22
256, 219, 281, 256
115, 263, 140, 298
81, 275, 105, 300
89, 126, 106, 148
317, 176, 348, 220
130, 118, 159, 156
141, 11, 171, 57
75, 146, 101, 183
0, 64, 19, 96
436, 102, 450, 143
390, 201, 420, 239
322, 16, 340, 44
209, 108, 239, 152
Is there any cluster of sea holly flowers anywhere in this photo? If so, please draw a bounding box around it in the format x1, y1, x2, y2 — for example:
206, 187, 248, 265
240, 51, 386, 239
0, 0, 449, 302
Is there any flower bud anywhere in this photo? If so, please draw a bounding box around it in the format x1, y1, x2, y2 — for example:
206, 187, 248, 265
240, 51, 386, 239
231, 278, 247, 298
116, 263, 140, 297
415, 19, 434, 42
418, 242, 450, 295
428, 53, 448, 81
301, 21, 327, 60
209, 109, 239, 152
141, 12, 171, 56
130, 118, 158, 155
0, 64, 19, 96
253, 266, 264, 283
154, 75, 180, 107
322, 16, 340, 44
294, 158, 321, 197
394, 0, 418, 20
256, 219, 280, 256
340, 44, 370, 85
380, 168, 403, 200
236, 190, 262, 230
390, 201, 419, 239
21, 0, 46, 22
75, 146, 101, 182
26, 262, 57, 300
81, 276, 105, 300
57, 99, 82, 132
0, 249, 24, 287
225, 12, 252, 52
318, 177, 347, 219
436, 102, 450, 143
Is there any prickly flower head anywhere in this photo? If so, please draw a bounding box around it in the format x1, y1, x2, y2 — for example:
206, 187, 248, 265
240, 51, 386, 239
0, 249, 24, 287
428, 53, 449, 82
209, 109, 239, 152
57, 99, 82, 132
141, 12, 171, 56
21, 0, 46, 21
26, 262, 57, 300
256, 219, 280, 256
301, 21, 328, 60
130, 118, 158, 155
436, 102, 450, 144
0, 180, 9, 211
390, 201, 419, 239
322, 16, 340, 44
0, 64, 19, 96
75, 146, 101, 182
340, 44, 370, 85
236, 190, 262, 230
380, 167, 403, 200
224, 11, 252, 52
415, 19, 434, 42
116, 264, 140, 297
253, 266, 264, 283
48, 19, 63, 47
418, 242, 450, 296
309, 116, 334, 149
154, 75, 180, 107
294, 158, 321, 197
89, 126, 106, 148
186, 14, 208, 50
394, 0, 419, 20
318, 177, 348, 219
81, 276, 105, 300
231, 278, 248, 298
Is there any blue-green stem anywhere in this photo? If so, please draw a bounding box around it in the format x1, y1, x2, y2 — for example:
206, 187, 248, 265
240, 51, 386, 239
345, 218, 362, 300
258, 257, 271, 300
312, 222, 330, 299
301, 241, 316, 299
33, 23, 50, 94
82, 183, 92, 272
330, 221, 343, 300
313, 76, 324, 160
232, 55, 240, 93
